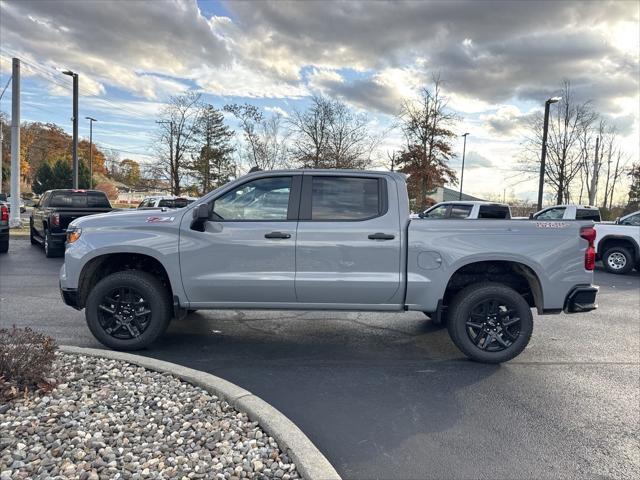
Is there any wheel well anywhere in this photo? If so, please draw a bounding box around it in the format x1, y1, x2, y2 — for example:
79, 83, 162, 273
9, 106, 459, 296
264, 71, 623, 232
443, 261, 543, 313
76, 253, 173, 309
600, 238, 636, 256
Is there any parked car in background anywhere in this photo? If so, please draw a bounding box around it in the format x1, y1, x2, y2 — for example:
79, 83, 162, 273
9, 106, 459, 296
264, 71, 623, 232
594, 210, 640, 274
30, 189, 113, 257
137, 196, 197, 209
0, 194, 26, 213
60, 170, 598, 364
416, 201, 511, 219
0, 200, 9, 253
532, 204, 601, 222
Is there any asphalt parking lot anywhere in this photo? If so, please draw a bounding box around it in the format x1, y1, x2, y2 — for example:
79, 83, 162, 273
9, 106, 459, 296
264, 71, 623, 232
1, 236, 639, 480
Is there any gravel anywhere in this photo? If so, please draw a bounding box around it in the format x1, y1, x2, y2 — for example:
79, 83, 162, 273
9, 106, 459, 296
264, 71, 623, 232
0, 353, 301, 480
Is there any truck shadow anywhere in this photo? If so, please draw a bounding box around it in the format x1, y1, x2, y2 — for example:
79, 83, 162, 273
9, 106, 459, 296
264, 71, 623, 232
144, 312, 499, 478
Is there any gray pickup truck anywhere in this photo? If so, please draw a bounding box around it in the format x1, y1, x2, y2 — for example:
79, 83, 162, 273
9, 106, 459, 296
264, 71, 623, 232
60, 170, 598, 363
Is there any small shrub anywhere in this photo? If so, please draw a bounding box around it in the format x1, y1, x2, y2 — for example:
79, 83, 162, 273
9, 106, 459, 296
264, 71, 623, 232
0, 327, 57, 400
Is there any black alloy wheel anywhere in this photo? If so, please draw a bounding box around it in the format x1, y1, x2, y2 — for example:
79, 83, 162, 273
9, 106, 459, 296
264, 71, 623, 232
97, 286, 152, 340
464, 299, 521, 352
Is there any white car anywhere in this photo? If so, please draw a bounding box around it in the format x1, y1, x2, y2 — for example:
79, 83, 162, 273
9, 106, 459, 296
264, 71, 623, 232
532, 204, 601, 222
416, 201, 511, 219
594, 210, 640, 274
137, 196, 197, 209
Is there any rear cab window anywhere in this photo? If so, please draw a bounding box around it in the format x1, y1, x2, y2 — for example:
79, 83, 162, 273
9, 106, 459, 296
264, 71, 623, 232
49, 191, 111, 208
307, 176, 384, 221
576, 209, 601, 222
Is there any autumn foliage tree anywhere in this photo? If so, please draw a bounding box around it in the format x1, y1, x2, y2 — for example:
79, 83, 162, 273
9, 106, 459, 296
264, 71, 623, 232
396, 75, 459, 211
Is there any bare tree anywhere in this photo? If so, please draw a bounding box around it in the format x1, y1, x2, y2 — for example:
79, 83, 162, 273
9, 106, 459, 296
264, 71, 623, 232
288, 95, 376, 169
224, 104, 289, 170
155, 92, 202, 195
523, 81, 597, 204
396, 74, 459, 211
289, 95, 332, 168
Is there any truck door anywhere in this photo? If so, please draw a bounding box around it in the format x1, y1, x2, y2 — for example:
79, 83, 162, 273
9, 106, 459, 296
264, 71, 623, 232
180, 174, 301, 305
294, 174, 402, 305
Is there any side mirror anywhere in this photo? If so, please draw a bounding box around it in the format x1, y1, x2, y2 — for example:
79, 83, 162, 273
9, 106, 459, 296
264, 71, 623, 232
614, 217, 620, 224
190, 203, 210, 231
529, 212, 534, 219
419, 212, 426, 218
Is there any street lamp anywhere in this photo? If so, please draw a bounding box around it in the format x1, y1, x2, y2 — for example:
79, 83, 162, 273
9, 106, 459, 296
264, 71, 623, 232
536, 96, 561, 211
85, 117, 97, 189
459, 133, 469, 201
61, 69, 79, 189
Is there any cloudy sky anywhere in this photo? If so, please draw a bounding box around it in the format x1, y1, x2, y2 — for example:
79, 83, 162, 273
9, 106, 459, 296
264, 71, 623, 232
0, 0, 638, 201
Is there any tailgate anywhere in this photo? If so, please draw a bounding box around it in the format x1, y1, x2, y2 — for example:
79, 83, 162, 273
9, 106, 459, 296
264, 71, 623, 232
57, 209, 112, 230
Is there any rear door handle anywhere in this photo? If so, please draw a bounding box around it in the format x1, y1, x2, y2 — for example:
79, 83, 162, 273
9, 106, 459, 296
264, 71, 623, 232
265, 231, 291, 239
368, 233, 395, 240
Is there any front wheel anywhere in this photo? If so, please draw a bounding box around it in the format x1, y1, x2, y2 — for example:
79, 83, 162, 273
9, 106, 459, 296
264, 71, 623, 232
0, 240, 8, 254
603, 247, 634, 275
447, 283, 533, 364
85, 271, 171, 350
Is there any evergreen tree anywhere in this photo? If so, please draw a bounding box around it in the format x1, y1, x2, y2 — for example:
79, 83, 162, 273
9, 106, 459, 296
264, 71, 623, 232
189, 105, 235, 195
33, 162, 54, 194
624, 163, 640, 214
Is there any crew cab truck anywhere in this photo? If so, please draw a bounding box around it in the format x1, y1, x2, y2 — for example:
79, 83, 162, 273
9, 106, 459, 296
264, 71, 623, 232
594, 210, 640, 274
60, 170, 599, 363
30, 189, 113, 257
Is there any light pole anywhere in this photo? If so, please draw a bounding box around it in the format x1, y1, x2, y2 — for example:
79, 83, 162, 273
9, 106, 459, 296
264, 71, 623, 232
537, 96, 561, 211
62, 69, 79, 188
85, 117, 97, 189
459, 133, 469, 201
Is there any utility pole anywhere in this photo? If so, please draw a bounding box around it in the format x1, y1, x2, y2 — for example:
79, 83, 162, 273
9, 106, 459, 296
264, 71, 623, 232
86, 117, 97, 188
62, 69, 79, 188
458, 133, 469, 200
0, 75, 12, 195
9, 58, 21, 227
537, 96, 561, 211
156, 120, 174, 193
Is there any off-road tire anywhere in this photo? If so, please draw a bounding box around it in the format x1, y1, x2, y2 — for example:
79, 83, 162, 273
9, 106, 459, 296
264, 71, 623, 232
447, 282, 533, 364
85, 270, 171, 350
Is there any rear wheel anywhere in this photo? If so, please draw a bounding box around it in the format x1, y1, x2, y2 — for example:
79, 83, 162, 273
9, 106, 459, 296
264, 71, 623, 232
85, 270, 171, 350
603, 246, 634, 275
447, 283, 533, 364
0, 239, 8, 254
44, 229, 63, 258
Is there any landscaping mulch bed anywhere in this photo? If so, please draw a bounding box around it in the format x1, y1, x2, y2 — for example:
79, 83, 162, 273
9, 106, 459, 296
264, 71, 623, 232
0, 353, 300, 480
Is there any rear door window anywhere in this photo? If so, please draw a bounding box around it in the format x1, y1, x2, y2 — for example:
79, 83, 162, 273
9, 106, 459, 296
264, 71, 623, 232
449, 204, 473, 219
310, 177, 381, 220
576, 209, 601, 222
479, 205, 510, 219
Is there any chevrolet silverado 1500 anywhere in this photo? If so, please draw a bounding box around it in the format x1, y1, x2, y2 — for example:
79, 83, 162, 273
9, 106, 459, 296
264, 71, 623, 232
60, 170, 598, 363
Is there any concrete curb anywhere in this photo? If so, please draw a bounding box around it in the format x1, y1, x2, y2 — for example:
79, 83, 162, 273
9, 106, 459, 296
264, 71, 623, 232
60, 346, 341, 480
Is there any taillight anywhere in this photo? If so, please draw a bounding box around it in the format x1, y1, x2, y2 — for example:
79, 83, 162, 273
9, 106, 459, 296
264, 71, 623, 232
0, 205, 7, 222
51, 213, 60, 227
580, 226, 596, 271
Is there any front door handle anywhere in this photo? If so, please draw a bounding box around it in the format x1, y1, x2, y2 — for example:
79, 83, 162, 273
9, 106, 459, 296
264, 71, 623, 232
265, 231, 291, 239
368, 233, 395, 240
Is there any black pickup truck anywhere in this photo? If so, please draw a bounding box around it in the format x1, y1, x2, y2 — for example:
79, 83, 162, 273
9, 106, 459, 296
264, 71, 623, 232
30, 189, 113, 257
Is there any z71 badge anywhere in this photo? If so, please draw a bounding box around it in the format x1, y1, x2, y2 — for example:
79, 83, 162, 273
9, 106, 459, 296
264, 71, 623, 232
536, 221, 568, 229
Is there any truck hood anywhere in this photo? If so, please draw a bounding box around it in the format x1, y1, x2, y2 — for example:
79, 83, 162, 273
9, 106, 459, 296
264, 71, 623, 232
70, 208, 184, 229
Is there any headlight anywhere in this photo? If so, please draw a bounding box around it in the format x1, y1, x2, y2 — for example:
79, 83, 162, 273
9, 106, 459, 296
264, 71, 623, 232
66, 226, 82, 244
